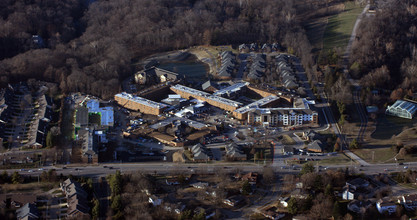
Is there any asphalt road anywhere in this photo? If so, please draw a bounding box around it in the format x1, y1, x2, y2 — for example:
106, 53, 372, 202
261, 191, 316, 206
7, 161, 417, 178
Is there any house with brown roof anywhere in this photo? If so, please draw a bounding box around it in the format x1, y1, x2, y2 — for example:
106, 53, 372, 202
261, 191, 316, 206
236, 172, 258, 185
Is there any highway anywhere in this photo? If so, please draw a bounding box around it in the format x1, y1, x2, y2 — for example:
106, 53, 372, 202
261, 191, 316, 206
6, 160, 417, 178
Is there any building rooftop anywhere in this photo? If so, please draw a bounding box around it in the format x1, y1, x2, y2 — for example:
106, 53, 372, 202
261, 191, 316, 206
213, 82, 249, 97
171, 84, 242, 107
16, 203, 39, 220
234, 95, 279, 114
115, 92, 169, 109
150, 117, 207, 130
388, 100, 417, 115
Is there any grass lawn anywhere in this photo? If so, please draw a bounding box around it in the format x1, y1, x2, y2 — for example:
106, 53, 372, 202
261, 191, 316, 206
318, 153, 357, 165
304, 17, 328, 49
398, 183, 417, 190
322, 2, 364, 51
1, 182, 59, 193
352, 147, 397, 163
372, 115, 417, 140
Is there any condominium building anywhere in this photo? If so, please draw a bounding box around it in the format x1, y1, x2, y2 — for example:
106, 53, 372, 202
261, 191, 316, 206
170, 84, 242, 112
247, 108, 318, 127
114, 92, 168, 115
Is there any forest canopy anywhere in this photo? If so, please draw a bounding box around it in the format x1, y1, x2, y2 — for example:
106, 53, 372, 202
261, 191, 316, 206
0, 0, 338, 98
350, 0, 417, 99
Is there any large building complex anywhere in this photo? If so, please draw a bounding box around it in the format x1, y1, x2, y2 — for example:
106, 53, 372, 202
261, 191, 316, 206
170, 84, 242, 112
385, 100, 417, 119
114, 92, 169, 115
171, 83, 317, 127
234, 95, 318, 127
247, 108, 318, 126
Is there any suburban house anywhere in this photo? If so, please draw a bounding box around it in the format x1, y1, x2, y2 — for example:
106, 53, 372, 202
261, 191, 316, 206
225, 143, 247, 161
190, 143, 211, 162
148, 195, 163, 206
385, 100, 417, 119
247, 54, 266, 80
376, 199, 397, 214
217, 51, 235, 80
223, 196, 244, 207
399, 194, 417, 210
16, 203, 39, 220
280, 197, 290, 207
238, 172, 258, 185
60, 179, 90, 218
342, 185, 356, 201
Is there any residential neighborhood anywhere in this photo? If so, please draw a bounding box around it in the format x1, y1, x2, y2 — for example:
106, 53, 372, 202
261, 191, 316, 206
1, 0, 417, 219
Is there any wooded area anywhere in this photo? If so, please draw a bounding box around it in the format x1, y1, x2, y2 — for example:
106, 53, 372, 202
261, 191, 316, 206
351, 1, 417, 99
0, 0, 325, 99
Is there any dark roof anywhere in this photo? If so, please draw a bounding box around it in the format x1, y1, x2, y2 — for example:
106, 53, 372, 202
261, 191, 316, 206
16, 203, 39, 219
75, 107, 88, 127
201, 81, 218, 91
307, 140, 324, 152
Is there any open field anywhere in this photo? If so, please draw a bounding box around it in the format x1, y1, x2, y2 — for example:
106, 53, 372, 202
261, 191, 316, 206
322, 2, 364, 51
304, 17, 329, 50
372, 116, 417, 140
1, 182, 58, 193
352, 147, 397, 163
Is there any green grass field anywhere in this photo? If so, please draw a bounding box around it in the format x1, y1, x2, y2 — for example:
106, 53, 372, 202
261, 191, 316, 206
352, 147, 397, 163
319, 153, 357, 165
322, 2, 364, 51
372, 116, 417, 140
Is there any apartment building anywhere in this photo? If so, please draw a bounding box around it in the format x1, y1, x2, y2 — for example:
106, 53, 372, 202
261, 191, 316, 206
170, 84, 242, 112
247, 108, 318, 127
114, 92, 168, 115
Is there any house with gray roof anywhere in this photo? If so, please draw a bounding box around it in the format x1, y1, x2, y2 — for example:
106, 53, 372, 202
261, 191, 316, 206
61, 178, 90, 218
225, 142, 246, 161
201, 80, 219, 93
190, 143, 211, 162
16, 203, 39, 220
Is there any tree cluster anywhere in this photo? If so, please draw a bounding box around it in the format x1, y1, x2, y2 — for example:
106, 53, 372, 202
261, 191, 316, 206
351, 0, 417, 99
0, 0, 319, 99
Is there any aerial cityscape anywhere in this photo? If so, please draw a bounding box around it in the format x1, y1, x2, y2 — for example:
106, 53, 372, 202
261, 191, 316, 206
0, 0, 417, 219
